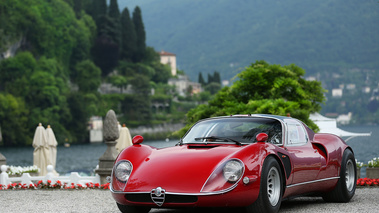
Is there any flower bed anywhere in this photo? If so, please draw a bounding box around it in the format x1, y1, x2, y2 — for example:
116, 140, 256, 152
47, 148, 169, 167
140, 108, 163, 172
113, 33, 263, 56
0, 180, 109, 190
1, 178, 378, 190
357, 178, 379, 187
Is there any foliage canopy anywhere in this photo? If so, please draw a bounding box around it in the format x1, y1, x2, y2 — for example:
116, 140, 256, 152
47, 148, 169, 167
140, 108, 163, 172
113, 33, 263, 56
175, 61, 325, 137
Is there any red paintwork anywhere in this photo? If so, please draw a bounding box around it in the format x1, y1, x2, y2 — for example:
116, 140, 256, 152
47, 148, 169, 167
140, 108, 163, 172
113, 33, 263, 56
256, 133, 268, 142
132, 135, 144, 145
111, 115, 351, 209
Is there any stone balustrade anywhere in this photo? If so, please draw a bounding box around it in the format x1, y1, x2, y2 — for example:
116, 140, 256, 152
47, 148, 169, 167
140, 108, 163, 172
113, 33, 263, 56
0, 165, 100, 186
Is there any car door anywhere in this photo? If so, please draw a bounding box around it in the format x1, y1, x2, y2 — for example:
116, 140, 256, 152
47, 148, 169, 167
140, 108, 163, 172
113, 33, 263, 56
283, 119, 322, 185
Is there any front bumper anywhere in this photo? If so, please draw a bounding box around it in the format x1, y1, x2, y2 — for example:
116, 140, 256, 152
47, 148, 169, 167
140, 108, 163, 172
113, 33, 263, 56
111, 183, 259, 208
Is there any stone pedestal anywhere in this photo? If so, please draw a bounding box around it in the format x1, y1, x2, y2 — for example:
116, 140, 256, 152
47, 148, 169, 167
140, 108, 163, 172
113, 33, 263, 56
366, 167, 379, 179
95, 110, 119, 184
0, 153, 6, 166
96, 141, 118, 184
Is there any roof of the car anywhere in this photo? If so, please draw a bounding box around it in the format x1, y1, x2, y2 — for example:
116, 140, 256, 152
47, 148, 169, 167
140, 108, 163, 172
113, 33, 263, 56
210, 114, 291, 121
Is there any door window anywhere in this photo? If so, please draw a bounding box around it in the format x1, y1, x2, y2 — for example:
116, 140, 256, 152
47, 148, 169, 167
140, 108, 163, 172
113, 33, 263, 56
284, 119, 307, 145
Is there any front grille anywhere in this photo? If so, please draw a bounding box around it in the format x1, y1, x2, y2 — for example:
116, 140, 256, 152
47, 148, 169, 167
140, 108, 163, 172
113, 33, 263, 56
125, 193, 198, 204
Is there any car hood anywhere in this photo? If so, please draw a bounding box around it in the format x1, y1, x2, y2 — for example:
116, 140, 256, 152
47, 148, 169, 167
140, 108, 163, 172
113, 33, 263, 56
125, 144, 242, 193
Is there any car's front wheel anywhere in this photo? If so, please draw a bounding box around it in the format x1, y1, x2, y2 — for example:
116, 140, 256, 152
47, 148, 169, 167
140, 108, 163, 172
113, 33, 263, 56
322, 149, 356, 202
116, 203, 151, 213
246, 156, 283, 213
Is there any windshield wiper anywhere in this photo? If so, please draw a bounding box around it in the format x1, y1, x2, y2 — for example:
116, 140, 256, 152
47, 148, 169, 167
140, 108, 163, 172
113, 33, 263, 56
194, 136, 242, 146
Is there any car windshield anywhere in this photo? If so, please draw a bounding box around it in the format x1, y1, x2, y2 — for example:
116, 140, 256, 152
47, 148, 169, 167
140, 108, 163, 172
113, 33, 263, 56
182, 117, 282, 145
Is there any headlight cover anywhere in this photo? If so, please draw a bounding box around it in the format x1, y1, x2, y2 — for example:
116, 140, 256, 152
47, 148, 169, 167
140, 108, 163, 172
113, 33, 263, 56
201, 159, 245, 193
223, 160, 244, 183
115, 160, 133, 183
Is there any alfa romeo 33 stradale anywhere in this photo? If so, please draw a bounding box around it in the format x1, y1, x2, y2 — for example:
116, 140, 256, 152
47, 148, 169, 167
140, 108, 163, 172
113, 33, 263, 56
110, 114, 356, 213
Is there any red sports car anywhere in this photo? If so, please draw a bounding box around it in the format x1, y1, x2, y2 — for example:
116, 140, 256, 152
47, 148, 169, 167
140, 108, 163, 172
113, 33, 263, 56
110, 114, 357, 213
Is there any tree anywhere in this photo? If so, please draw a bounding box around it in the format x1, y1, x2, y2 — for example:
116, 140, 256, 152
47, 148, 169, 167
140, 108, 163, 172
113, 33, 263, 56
132, 6, 146, 62
74, 60, 101, 93
74, 1, 82, 18
121, 94, 152, 126
26, 57, 72, 143
130, 74, 151, 95
198, 72, 205, 85
120, 7, 137, 61
88, 0, 106, 26
67, 92, 89, 143
213, 71, 221, 84
108, 0, 120, 20
207, 73, 213, 84
204, 82, 221, 95
108, 0, 121, 46
69, 13, 96, 73
92, 33, 119, 76
150, 61, 172, 84
0, 93, 30, 146
0, 52, 36, 96
175, 61, 325, 137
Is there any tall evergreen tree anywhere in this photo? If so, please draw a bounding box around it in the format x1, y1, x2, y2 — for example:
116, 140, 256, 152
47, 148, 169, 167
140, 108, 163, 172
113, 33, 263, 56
132, 6, 146, 63
198, 72, 205, 85
108, 0, 120, 20
92, 33, 119, 76
73, 0, 82, 18
120, 7, 137, 61
213, 71, 221, 84
107, 0, 121, 47
93, 14, 120, 76
89, 0, 106, 26
207, 73, 213, 84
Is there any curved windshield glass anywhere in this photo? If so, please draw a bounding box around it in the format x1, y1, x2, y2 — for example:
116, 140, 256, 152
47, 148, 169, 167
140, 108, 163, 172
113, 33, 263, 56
182, 117, 282, 145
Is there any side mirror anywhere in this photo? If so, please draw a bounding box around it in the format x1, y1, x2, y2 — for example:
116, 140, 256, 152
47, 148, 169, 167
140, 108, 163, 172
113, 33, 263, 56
132, 135, 144, 145
256, 133, 268, 143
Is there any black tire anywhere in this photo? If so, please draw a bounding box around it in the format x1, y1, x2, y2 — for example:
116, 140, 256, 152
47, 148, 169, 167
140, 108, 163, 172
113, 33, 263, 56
246, 156, 283, 213
116, 203, 151, 213
322, 149, 356, 202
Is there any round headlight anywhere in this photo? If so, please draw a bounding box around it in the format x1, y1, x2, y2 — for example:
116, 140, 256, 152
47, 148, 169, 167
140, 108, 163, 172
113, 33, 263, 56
115, 161, 133, 182
223, 160, 244, 183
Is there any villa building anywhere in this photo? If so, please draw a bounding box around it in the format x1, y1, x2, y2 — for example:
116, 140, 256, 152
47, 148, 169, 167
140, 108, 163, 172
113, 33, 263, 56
159, 50, 177, 76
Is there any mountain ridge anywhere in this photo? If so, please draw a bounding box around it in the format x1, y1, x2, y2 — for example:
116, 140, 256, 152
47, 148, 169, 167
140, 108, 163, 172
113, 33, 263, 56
119, 0, 379, 81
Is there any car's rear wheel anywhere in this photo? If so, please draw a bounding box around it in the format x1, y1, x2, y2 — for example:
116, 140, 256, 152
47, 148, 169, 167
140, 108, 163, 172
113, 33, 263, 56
322, 149, 356, 202
116, 203, 151, 213
246, 156, 283, 213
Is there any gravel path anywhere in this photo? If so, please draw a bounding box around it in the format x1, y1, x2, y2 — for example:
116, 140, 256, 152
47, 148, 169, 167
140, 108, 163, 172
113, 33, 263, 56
0, 188, 378, 213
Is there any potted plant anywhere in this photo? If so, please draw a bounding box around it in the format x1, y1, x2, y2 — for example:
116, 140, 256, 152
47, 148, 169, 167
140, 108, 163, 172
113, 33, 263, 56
7, 165, 40, 177
366, 157, 379, 179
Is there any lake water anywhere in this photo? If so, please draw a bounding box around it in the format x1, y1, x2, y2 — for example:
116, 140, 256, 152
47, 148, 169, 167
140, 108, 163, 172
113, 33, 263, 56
1, 125, 378, 177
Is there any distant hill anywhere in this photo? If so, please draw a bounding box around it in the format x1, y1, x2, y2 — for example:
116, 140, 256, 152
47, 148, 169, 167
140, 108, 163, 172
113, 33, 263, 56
119, 0, 379, 81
